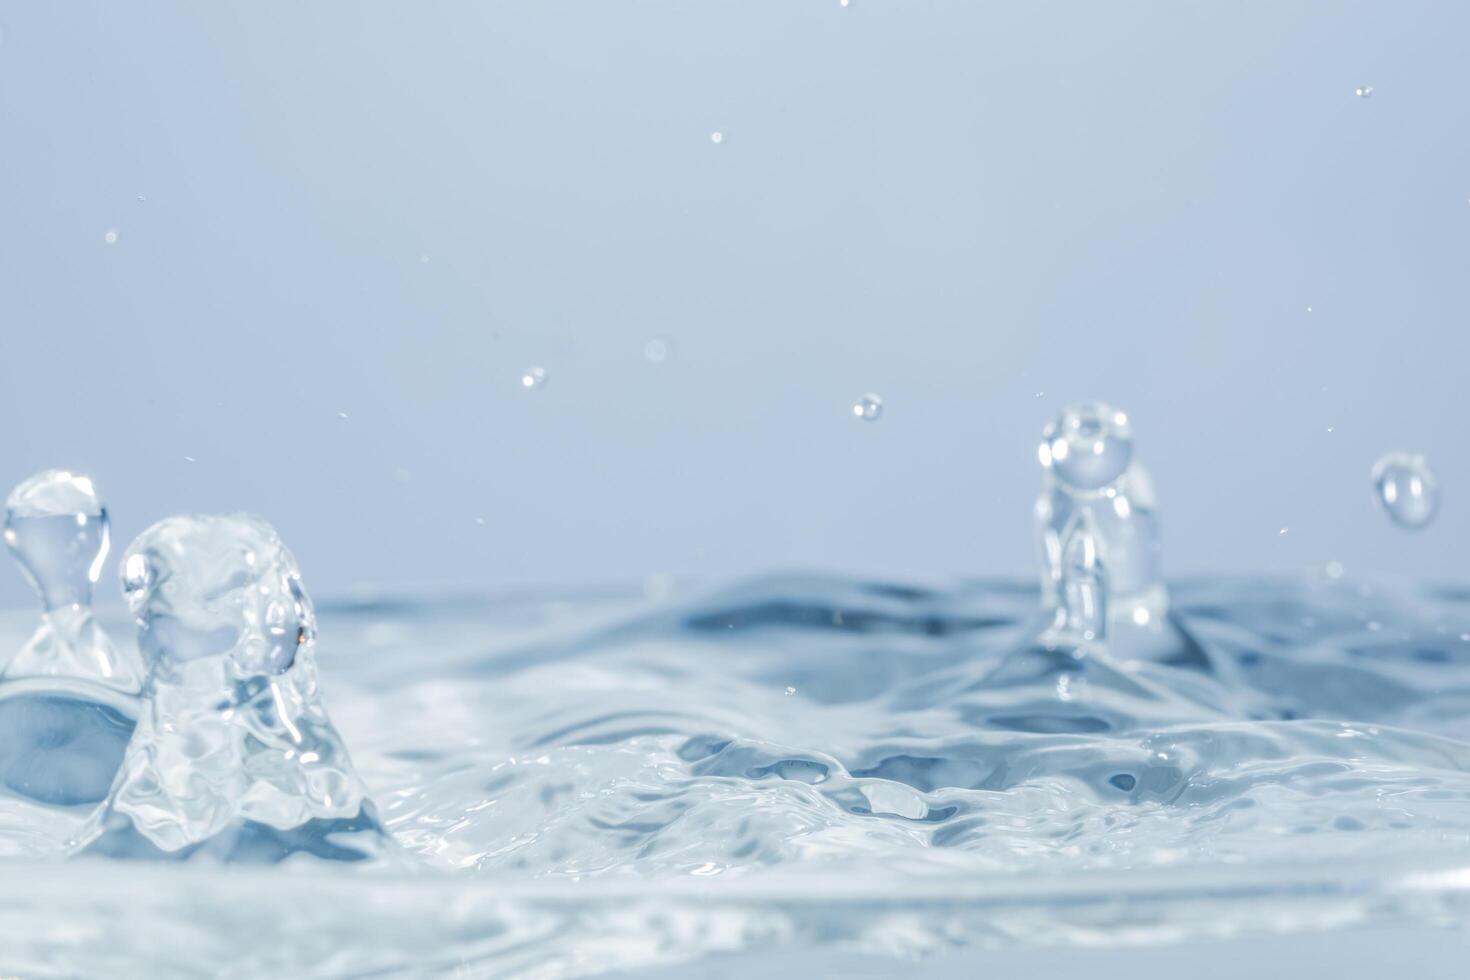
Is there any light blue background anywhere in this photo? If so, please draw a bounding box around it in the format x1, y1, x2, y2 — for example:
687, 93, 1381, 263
1, 1, 1467, 609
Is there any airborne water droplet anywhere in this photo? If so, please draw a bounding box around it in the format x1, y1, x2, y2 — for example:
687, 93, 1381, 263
852, 393, 883, 421
710, 131, 724, 144
1373, 452, 1439, 529
103, 229, 119, 245
643, 337, 671, 364
520, 366, 548, 390
1355, 85, 1373, 98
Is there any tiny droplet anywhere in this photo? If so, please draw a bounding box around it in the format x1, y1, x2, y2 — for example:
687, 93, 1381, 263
1373, 452, 1439, 529
852, 393, 883, 421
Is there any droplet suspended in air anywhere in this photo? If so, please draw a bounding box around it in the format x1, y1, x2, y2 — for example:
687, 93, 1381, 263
1372, 452, 1439, 529
710, 131, 724, 144
520, 366, 548, 390
643, 337, 671, 364
1038, 401, 1132, 491
1355, 85, 1373, 98
103, 229, 119, 245
852, 393, 883, 421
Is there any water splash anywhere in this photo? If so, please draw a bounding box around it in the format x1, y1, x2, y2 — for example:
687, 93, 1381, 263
1035, 402, 1166, 632
76, 514, 382, 861
2, 470, 140, 690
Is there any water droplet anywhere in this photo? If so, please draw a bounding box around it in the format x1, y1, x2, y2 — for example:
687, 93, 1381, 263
710, 131, 724, 144
3, 470, 109, 611
840, 0, 851, 6
136, 195, 146, 203
1279, 527, 1289, 535
520, 366, 548, 389
1373, 452, 1439, 529
393, 467, 412, 485
643, 337, 671, 364
419, 253, 430, 264
1355, 85, 1373, 98
336, 411, 349, 421
1038, 401, 1132, 490
103, 229, 119, 245
851, 393, 883, 421
183, 456, 197, 464
474, 516, 486, 527
1324, 561, 1345, 580
784, 686, 796, 696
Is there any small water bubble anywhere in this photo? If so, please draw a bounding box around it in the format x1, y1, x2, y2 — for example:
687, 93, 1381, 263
1355, 85, 1373, 98
1279, 527, 1289, 536
784, 686, 796, 696
852, 393, 883, 421
520, 366, 548, 389
840, 0, 851, 6
1324, 560, 1345, 580
643, 337, 671, 364
1373, 452, 1439, 529
710, 131, 724, 144
103, 229, 119, 245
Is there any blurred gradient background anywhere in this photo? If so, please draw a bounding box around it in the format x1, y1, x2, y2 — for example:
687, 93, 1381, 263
1, 1, 1467, 609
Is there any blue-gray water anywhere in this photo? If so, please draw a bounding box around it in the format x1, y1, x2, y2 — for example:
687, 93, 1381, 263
6, 573, 1470, 976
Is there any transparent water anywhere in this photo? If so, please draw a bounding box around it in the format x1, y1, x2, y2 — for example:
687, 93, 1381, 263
6, 572, 1470, 976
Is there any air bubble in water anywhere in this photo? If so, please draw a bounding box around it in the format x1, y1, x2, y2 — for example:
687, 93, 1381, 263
1038, 401, 1132, 491
521, 366, 548, 389
852, 393, 883, 421
1372, 452, 1438, 529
